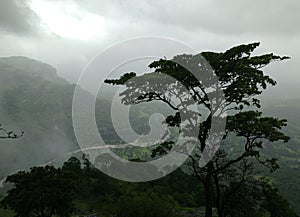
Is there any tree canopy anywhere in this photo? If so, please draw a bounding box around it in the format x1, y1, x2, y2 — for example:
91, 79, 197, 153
105, 42, 291, 217
0, 165, 78, 217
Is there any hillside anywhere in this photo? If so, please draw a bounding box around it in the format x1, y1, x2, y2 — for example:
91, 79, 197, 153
0, 56, 119, 178
0, 56, 156, 179
261, 97, 300, 214
0, 56, 78, 177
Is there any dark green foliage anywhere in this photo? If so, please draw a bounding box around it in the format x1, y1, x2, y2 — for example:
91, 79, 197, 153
1, 154, 297, 217
105, 72, 136, 85
151, 141, 174, 157
105, 43, 292, 217
116, 193, 178, 217
59, 156, 203, 216
62, 156, 82, 175
201, 43, 289, 108
227, 111, 289, 143
262, 183, 298, 217
0, 165, 78, 217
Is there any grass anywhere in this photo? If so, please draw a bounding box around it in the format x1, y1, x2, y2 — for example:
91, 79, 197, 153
0, 208, 14, 217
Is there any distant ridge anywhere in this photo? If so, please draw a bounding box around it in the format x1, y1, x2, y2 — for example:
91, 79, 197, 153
0, 56, 68, 85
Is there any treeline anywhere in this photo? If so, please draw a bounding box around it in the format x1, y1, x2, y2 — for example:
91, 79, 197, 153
0, 155, 201, 217
0, 155, 298, 217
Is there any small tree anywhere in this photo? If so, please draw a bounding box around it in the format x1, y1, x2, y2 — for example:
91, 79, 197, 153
82, 154, 92, 177
105, 42, 290, 217
0, 165, 78, 217
62, 156, 82, 176
0, 124, 23, 139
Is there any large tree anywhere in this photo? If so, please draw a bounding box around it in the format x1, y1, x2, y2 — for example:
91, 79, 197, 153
105, 42, 290, 217
0, 165, 78, 217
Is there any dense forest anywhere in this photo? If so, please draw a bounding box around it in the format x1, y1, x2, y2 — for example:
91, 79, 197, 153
0, 44, 300, 217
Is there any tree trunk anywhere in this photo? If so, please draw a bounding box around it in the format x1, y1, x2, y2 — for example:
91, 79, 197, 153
214, 174, 223, 217
204, 179, 213, 217
204, 162, 214, 217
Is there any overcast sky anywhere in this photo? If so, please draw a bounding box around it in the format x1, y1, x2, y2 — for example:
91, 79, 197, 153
0, 0, 299, 97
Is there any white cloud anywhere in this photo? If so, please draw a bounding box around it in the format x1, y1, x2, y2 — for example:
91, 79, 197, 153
30, 0, 107, 40
0, 0, 298, 95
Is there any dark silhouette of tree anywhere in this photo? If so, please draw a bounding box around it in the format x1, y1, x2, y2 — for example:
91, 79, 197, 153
82, 153, 92, 177
62, 156, 82, 176
0, 124, 23, 139
0, 165, 78, 217
105, 42, 290, 217
261, 182, 298, 217
116, 192, 178, 217
208, 152, 298, 217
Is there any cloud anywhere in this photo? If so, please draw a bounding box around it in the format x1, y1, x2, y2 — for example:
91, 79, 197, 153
0, 0, 298, 94
0, 0, 40, 35
67, 0, 300, 37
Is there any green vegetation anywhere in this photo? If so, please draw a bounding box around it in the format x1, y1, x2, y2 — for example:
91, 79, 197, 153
105, 42, 295, 217
0, 157, 201, 217
0, 155, 298, 217
0, 207, 14, 217
0, 48, 299, 216
1, 165, 78, 217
